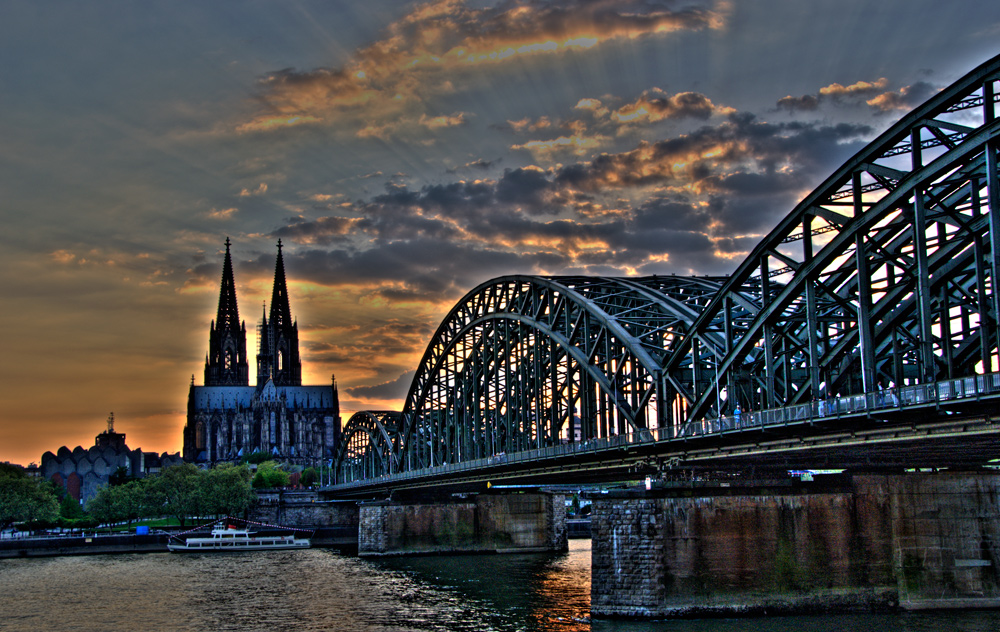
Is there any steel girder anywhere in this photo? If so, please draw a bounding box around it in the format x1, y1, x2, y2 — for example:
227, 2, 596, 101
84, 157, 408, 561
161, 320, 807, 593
335, 54, 1000, 483
334, 411, 401, 482
376, 275, 759, 476
664, 54, 1000, 421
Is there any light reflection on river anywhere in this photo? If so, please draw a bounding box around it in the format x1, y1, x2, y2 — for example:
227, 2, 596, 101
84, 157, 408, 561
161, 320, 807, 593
2, 539, 1000, 632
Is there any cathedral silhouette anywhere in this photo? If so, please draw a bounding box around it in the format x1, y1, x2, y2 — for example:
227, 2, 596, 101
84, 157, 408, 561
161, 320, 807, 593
183, 239, 341, 465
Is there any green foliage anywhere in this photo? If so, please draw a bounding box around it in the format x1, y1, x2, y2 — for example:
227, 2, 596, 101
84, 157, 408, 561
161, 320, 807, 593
203, 463, 257, 517
86, 481, 149, 529
0, 466, 59, 529
108, 466, 134, 487
252, 461, 290, 489
301, 467, 319, 487
86, 462, 258, 529
59, 493, 86, 520
146, 462, 205, 528
241, 450, 272, 465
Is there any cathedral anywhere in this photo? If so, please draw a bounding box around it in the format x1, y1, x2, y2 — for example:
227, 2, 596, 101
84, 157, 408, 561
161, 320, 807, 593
183, 239, 341, 465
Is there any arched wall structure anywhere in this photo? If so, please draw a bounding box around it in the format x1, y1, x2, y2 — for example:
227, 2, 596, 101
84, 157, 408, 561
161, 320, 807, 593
335, 53, 1000, 483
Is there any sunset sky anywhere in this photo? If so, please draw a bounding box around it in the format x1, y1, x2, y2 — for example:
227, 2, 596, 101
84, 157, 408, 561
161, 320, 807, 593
2, 0, 999, 466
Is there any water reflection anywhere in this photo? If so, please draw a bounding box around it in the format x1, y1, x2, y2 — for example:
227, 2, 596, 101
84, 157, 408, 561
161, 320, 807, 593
371, 538, 592, 631
2, 539, 1000, 632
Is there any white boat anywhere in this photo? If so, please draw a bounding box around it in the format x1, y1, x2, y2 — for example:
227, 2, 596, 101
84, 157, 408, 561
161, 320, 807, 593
167, 524, 311, 552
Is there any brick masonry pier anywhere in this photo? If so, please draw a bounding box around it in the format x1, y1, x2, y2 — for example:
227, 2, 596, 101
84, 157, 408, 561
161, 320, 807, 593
358, 491, 567, 557
251, 490, 360, 551
590, 472, 1000, 618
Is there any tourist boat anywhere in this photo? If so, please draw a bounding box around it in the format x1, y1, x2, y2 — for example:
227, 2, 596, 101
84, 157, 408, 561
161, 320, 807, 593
167, 522, 311, 552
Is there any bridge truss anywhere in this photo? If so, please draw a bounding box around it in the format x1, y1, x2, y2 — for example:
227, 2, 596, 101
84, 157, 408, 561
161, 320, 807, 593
335, 54, 1000, 485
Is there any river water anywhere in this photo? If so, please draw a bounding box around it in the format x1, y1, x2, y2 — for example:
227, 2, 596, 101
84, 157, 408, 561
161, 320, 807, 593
1, 539, 999, 632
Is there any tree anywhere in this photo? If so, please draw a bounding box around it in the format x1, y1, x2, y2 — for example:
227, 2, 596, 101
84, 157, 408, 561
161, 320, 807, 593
147, 463, 205, 527
252, 461, 290, 489
59, 492, 86, 520
301, 467, 319, 488
85, 484, 118, 529
0, 465, 59, 530
108, 465, 133, 487
241, 450, 272, 465
204, 463, 256, 518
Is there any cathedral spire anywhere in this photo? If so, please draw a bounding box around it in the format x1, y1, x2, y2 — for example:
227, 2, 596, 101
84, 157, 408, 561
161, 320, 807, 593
269, 239, 293, 328
216, 237, 241, 332
257, 240, 301, 386
205, 238, 249, 386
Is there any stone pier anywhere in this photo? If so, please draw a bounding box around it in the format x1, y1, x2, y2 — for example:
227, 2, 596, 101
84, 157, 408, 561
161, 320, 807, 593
358, 491, 567, 557
590, 472, 1000, 618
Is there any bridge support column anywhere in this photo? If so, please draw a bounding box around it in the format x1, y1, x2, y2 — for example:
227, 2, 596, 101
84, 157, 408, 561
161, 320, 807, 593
358, 491, 567, 557
590, 472, 1000, 619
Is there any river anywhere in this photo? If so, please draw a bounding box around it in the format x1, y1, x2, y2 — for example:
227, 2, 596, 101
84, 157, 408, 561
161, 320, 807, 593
1, 539, 999, 632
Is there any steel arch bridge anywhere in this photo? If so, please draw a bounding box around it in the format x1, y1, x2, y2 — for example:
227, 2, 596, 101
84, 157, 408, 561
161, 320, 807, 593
335, 53, 1000, 486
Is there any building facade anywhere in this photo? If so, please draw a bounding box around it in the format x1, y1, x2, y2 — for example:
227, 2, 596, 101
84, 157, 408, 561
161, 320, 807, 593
42, 413, 184, 504
183, 239, 341, 465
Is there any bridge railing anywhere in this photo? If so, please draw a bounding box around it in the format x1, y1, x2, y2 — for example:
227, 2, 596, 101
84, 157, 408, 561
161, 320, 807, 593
333, 372, 1000, 488
678, 372, 1000, 438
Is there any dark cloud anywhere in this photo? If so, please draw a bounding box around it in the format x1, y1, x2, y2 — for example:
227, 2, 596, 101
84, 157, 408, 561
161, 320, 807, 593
495, 167, 556, 214
269, 113, 872, 297
867, 81, 938, 112
271, 216, 358, 245
778, 78, 940, 114
347, 370, 416, 400
777, 94, 820, 112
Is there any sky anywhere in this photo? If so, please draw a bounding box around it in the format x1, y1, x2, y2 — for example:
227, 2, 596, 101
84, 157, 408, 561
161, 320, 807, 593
2, 0, 999, 466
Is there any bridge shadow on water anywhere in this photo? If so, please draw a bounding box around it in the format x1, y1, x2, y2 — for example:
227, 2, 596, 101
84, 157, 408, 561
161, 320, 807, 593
362, 538, 1000, 632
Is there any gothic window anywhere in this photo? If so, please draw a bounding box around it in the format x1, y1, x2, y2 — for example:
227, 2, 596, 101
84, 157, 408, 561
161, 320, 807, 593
278, 348, 285, 371
196, 421, 206, 450
224, 349, 233, 370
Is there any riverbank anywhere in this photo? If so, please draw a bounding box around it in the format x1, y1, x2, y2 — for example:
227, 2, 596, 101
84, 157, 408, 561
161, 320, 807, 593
0, 527, 358, 558
0, 532, 169, 558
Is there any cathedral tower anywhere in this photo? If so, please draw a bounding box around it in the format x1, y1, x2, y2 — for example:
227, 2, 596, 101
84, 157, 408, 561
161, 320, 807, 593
204, 238, 249, 386
257, 240, 302, 387
185, 239, 339, 465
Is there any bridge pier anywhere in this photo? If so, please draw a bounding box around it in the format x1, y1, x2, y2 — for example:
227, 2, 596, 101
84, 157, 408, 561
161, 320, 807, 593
358, 491, 567, 557
590, 471, 1000, 618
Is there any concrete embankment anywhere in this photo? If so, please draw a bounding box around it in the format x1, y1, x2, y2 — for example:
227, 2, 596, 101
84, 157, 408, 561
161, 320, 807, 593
0, 533, 170, 558
0, 526, 358, 558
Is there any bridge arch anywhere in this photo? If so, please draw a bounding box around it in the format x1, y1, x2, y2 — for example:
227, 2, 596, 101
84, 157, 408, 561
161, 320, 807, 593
335, 411, 401, 480
664, 53, 1000, 420
335, 54, 1000, 483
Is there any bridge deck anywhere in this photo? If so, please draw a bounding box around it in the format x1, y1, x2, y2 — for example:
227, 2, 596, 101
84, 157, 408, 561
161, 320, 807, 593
327, 373, 1000, 497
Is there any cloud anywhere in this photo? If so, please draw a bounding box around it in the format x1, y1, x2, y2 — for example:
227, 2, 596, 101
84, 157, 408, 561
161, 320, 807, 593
271, 216, 361, 245
777, 78, 888, 112
237, 0, 729, 133
778, 77, 938, 114
239, 182, 268, 197
512, 133, 604, 157
866, 81, 938, 112
419, 112, 468, 129
266, 112, 871, 296
207, 207, 238, 220
346, 370, 416, 400
610, 89, 735, 124
508, 89, 733, 161
819, 77, 889, 98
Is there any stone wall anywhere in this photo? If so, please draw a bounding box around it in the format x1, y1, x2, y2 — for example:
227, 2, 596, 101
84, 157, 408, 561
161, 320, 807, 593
358, 492, 567, 557
591, 472, 1000, 618
251, 490, 360, 528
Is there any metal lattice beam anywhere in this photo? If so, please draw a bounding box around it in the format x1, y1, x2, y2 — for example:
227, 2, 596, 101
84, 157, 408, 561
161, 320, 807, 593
335, 54, 1000, 484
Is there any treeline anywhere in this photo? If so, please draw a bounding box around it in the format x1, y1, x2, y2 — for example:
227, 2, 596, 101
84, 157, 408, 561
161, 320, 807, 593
2, 459, 319, 532
86, 462, 258, 529
0, 463, 59, 530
